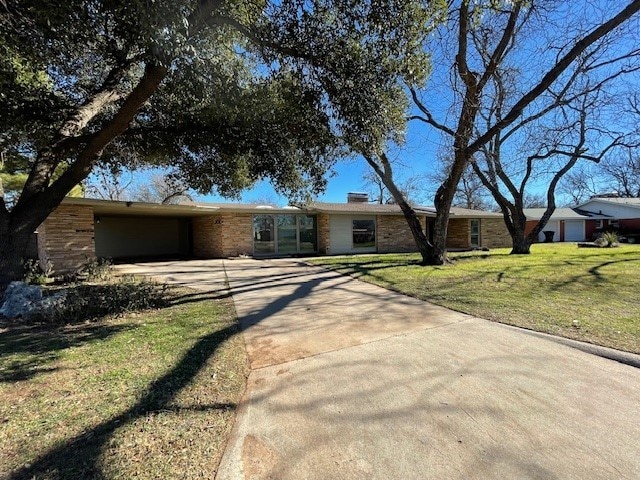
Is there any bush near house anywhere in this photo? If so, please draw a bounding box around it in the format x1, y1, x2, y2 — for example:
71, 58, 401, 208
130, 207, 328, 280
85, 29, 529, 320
311, 244, 640, 354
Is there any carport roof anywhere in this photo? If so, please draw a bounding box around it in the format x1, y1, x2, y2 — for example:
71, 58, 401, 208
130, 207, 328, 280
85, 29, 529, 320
62, 197, 221, 217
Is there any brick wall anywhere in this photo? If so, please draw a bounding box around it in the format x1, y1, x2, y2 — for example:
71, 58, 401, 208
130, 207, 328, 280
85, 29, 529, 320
192, 215, 223, 258
317, 213, 330, 254
219, 213, 253, 256
446, 218, 470, 249
480, 218, 511, 248
37, 204, 96, 274
377, 215, 425, 253
619, 218, 640, 230
192, 213, 253, 257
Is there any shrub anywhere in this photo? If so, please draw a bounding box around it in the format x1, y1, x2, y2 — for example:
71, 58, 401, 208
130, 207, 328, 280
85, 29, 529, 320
32, 279, 169, 324
23, 259, 53, 285
596, 231, 619, 248
79, 257, 113, 281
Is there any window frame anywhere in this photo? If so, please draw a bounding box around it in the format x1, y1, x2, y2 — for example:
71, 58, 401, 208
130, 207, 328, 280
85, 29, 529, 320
470, 219, 481, 247
352, 219, 376, 249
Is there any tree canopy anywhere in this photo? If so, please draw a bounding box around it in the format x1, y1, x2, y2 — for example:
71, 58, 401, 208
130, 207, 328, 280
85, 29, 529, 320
0, 0, 438, 284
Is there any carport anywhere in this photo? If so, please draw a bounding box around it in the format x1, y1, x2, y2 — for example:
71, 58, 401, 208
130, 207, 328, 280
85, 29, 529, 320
88, 199, 221, 261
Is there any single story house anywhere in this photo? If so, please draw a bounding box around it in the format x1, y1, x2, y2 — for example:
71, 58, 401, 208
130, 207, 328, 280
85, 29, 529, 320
523, 208, 610, 243
36, 193, 512, 274
576, 197, 640, 239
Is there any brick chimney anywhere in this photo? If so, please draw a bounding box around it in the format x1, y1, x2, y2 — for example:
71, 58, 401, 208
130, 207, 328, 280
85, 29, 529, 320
347, 192, 369, 203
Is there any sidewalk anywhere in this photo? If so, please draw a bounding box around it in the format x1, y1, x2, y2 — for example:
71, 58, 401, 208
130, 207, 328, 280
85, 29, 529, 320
216, 258, 640, 480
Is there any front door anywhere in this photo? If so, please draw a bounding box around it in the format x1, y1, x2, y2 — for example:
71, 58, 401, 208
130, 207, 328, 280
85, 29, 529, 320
277, 215, 298, 254
253, 215, 276, 255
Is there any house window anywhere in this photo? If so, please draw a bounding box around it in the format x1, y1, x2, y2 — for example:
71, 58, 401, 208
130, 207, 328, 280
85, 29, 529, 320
595, 220, 603, 229
611, 219, 619, 229
253, 214, 317, 255
470, 219, 480, 247
352, 219, 376, 248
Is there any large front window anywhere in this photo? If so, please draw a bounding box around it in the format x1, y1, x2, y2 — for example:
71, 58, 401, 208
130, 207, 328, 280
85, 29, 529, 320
253, 214, 317, 255
352, 219, 376, 248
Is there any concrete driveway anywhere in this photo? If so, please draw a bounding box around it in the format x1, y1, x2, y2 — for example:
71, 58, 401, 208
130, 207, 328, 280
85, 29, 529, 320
117, 258, 640, 479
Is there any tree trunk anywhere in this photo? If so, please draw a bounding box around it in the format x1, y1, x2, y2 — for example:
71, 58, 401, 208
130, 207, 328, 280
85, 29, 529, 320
0, 214, 32, 291
362, 153, 434, 263
396, 200, 433, 264
429, 205, 449, 265
510, 231, 532, 254
427, 149, 471, 265
0, 62, 168, 291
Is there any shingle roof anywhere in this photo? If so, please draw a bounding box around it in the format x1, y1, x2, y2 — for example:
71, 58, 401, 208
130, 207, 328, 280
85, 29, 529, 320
303, 202, 436, 215
449, 207, 503, 218
586, 197, 640, 206
305, 202, 502, 217
524, 207, 611, 220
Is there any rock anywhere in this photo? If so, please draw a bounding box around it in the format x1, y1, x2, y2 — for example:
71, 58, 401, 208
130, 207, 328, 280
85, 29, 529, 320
594, 237, 608, 247
0, 281, 43, 319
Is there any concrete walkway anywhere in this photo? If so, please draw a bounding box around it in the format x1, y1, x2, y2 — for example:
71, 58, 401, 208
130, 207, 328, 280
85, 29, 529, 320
118, 258, 640, 479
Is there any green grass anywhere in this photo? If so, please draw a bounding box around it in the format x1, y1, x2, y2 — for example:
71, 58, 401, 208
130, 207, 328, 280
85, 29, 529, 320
0, 287, 248, 480
311, 244, 640, 354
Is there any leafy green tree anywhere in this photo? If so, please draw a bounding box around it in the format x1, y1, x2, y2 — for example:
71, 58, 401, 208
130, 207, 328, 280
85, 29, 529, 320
0, 0, 436, 285
1, 154, 83, 206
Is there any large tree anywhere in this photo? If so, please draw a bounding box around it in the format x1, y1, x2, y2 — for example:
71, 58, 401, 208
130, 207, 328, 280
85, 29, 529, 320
467, 41, 635, 253
0, 0, 436, 286
367, 0, 640, 264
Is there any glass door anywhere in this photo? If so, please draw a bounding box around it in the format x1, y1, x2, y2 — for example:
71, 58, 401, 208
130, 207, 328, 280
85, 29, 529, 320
277, 215, 298, 254
253, 215, 275, 255
298, 215, 318, 253
253, 214, 318, 256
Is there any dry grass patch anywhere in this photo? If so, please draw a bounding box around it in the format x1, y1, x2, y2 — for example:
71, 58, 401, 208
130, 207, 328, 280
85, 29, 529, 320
0, 286, 248, 480
311, 244, 640, 354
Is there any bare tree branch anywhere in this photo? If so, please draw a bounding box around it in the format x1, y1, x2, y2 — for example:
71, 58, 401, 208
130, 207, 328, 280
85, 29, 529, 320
467, 0, 640, 155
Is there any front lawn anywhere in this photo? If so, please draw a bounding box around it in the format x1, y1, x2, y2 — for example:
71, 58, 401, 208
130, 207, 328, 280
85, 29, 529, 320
0, 286, 248, 480
311, 244, 640, 354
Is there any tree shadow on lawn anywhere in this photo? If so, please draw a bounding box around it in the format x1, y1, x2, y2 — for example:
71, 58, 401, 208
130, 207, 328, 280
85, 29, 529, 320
7, 321, 240, 480
0, 321, 135, 383
0, 283, 232, 383
8, 261, 348, 479
550, 256, 640, 289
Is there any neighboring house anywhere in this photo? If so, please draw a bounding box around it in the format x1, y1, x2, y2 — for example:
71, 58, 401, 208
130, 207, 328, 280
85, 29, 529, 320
524, 196, 640, 243
523, 208, 610, 243
576, 197, 640, 239
36, 193, 511, 274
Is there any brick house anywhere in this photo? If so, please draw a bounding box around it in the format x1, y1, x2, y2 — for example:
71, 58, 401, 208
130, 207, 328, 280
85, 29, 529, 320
36, 194, 511, 274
